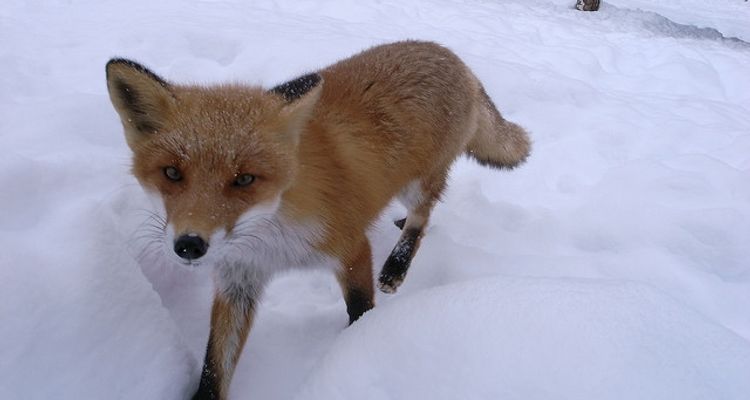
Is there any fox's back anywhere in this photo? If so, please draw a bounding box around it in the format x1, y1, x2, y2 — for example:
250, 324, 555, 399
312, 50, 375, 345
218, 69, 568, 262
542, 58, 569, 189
280, 42, 487, 251
317, 41, 479, 168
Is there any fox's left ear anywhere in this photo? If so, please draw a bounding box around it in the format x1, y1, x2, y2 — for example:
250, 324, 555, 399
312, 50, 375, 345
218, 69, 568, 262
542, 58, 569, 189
269, 73, 323, 142
105, 58, 176, 149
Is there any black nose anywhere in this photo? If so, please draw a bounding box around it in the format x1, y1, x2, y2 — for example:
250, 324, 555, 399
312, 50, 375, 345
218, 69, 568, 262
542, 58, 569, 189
174, 235, 208, 260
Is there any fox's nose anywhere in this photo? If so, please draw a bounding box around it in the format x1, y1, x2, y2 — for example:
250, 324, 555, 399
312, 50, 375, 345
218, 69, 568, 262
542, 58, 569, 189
174, 234, 208, 260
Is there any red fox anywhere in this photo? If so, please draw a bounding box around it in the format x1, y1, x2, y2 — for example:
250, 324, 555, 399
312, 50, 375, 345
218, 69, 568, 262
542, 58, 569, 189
106, 40, 529, 399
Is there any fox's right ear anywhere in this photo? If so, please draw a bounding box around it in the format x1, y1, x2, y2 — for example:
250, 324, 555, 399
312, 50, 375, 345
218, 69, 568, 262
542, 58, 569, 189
105, 58, 176, 148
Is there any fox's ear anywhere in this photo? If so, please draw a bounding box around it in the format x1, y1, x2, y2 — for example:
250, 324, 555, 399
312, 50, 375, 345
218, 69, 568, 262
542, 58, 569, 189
105, 58, 176, 148
269, 73, 323, 142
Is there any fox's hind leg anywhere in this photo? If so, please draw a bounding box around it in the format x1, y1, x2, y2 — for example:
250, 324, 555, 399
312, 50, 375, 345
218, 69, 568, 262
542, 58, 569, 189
379, 172, 447, 293
336, 237, 375, 324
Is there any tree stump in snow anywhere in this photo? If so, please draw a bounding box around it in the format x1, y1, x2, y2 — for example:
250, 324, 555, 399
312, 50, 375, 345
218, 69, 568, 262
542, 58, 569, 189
575, 0, 600, 11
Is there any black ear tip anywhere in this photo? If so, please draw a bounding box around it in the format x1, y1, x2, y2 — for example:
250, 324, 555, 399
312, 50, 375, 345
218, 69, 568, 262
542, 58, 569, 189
105, 58, 169, 87
106, 58, 142, 75
307, 73, 323, 86
107, 57, 138, 67
270, 72, 323, 103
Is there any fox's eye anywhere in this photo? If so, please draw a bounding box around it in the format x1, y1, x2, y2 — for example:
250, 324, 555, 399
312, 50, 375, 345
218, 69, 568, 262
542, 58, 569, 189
233, 173, 255, 187
163, 166, 182, 182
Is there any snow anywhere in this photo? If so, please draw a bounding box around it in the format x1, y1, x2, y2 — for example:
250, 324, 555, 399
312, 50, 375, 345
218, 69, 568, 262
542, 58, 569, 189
296, 277, 750, 400
604, 0, 750, 42
2, 0, 750, 399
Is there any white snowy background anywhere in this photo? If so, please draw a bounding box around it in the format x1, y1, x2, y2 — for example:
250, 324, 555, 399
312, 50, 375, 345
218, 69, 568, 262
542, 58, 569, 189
1, 0, 749, 399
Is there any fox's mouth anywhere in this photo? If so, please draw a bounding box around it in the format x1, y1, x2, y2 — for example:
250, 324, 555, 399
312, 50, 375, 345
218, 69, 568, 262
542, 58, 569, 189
138, 197, 282, 269
180, 259, 202, 267
174, 255, 202, 267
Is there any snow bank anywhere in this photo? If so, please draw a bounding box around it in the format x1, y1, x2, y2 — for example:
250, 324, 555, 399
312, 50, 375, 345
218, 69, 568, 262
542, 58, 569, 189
297, 277, 750, 400
604, 0, 750, 42
0, 199, 194, 399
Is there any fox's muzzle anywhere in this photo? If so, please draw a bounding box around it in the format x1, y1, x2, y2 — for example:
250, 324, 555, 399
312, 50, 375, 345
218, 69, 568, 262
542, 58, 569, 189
174, 234, 208, 261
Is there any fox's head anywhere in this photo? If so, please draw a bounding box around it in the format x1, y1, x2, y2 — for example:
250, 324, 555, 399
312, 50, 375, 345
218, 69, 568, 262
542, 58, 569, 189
106, 59, 322, 265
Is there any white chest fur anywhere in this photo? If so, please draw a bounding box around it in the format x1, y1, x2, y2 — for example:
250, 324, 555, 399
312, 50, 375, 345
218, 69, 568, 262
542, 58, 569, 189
213, 209, 332, 295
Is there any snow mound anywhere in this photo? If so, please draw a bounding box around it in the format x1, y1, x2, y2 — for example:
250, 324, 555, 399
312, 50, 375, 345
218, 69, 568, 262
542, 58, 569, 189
0, 203, 195, 400
296, 277, 750, 400
605, 0, 750, 42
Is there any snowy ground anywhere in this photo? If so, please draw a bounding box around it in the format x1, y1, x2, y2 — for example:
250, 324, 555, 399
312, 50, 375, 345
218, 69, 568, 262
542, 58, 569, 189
2, 0, 750, 399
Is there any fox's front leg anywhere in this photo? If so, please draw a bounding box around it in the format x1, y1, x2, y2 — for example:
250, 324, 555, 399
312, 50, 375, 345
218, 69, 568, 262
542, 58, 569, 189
336, 237, 375, 324
193, 270, 267, 400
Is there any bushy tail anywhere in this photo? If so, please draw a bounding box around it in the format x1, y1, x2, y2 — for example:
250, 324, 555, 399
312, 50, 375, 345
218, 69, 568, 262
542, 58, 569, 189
466, 86, 531, 169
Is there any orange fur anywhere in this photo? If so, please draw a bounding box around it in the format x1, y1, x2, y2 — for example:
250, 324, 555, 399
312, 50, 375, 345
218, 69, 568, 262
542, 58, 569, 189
106, 40, 530, 399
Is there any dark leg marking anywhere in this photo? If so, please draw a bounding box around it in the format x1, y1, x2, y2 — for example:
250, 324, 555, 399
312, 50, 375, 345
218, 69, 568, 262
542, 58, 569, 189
192, 295, 257, 400
394, 217, 406, 230
345, 288, 374, 325
193, 334, 220, 400
378, 227, 421, 293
